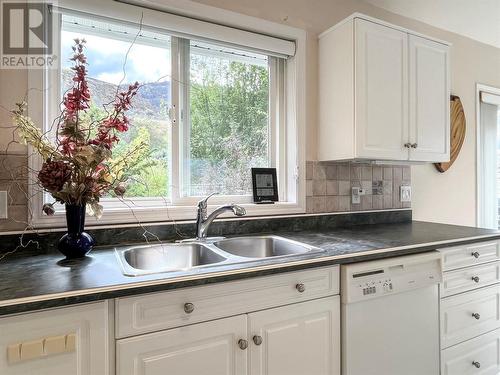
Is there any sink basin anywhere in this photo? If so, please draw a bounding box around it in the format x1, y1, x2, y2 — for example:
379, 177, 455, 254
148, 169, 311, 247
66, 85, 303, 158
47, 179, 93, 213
213, 236, 321, 258
117, 242, 227, 276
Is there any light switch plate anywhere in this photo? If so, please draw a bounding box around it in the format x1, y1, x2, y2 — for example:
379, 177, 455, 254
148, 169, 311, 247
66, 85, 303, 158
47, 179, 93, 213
0, 191, 7, 219
400, 185, 412, 202
352, 187, 366, 204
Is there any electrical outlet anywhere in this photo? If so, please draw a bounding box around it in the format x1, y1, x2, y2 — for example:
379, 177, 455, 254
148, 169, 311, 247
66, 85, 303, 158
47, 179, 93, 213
400, 185, 412, 203
352, 187, 366, 204
0, 191, 7, 219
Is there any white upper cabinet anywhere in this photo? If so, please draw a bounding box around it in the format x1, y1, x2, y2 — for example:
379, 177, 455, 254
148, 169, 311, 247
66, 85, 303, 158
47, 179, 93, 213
318, 15, 450, 162
409, 34, 450, 161
355, 19, 409, 160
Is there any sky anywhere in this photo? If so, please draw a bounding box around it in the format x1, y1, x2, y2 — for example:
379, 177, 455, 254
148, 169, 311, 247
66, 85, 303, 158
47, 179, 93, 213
61, 31, 171, 85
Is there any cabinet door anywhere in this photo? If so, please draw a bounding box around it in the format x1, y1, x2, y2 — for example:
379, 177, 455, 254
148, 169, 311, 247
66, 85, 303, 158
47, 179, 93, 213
117, 315, 247, 375
0, 302, 111, 375
249, 296, 340, 375
409, 34, 450, 161
442, 328, 500, 375
355, 19, 409, 160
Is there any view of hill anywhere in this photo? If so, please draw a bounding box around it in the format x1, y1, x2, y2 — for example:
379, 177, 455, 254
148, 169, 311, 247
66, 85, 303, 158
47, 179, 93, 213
61, 69, 171, 119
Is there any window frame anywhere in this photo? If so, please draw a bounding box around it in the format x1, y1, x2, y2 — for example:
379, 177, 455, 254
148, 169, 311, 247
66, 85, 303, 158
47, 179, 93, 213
476, 83, 500, 229
27, 0, 307, 228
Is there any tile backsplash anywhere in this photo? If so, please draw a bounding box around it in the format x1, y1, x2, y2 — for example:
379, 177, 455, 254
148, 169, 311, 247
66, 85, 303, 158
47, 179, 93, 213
306, 161, 411, 214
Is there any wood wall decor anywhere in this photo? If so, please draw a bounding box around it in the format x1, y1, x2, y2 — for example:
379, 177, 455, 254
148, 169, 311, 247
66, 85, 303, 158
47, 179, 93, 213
434, 95, 466, 173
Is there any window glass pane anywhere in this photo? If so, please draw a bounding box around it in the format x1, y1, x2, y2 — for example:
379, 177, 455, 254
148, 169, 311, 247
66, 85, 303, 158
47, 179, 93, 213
185, 40, 271, 197
60, 15, 172, 198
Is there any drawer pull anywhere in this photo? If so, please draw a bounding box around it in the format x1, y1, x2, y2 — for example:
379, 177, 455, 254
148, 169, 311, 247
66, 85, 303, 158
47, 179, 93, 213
183, 303, 195, 314
472, 361, 481, 369
296, 283, 306, 293
472, 276, 480, 283
471, 251, 480, 258
472, 313, 481, 320
238, 339, 248, 350
253, 335, 263, 346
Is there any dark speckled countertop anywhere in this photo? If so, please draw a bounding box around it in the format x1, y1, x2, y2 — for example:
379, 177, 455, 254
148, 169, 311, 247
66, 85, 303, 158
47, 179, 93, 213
1, 219, 499, 316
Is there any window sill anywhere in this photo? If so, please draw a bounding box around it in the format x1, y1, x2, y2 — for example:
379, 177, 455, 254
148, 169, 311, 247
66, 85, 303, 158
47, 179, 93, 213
31, 201, 305, 229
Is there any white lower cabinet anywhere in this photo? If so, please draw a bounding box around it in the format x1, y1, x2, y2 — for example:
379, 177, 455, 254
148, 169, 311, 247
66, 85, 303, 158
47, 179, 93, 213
249, 296, 340, 375
441, 328, 500, 375
0, 301, 111, 375
116, 296, 340, 375
439, 241, 500, 375
117, 314, 248, 375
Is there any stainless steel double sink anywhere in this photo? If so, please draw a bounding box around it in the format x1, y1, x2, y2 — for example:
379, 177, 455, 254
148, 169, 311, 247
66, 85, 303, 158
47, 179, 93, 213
116, 236, 323, 276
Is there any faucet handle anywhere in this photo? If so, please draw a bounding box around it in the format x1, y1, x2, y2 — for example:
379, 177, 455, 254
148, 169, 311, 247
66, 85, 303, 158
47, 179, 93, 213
198, 192, 218, 209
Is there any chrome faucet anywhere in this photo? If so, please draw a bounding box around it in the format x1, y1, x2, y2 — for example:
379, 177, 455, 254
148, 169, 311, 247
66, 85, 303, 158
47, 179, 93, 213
195, 193, 246, 240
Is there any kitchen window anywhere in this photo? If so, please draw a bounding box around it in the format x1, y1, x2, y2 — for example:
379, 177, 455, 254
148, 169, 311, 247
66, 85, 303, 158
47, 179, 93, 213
28, 0, 305, 226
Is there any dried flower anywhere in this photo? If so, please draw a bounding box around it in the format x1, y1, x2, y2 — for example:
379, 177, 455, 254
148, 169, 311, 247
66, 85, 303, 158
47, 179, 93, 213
38, 160, 72, 194
42, 203, 56, 216
113, 184, 126, 197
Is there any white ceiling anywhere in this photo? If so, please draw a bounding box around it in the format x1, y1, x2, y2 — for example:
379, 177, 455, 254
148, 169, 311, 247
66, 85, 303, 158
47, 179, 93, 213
363, 0, 500, 49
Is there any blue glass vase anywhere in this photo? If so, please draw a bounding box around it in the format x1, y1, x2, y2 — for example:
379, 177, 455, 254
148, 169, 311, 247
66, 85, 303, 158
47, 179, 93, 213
58, 204, 94, 259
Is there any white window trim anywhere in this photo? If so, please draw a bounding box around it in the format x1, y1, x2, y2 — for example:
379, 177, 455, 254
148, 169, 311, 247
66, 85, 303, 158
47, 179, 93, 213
27, 0, 307, 228
476, 83, 500, 229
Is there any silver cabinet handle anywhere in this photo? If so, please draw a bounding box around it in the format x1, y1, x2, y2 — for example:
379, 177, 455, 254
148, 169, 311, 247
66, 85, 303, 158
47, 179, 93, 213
183, 303, 195, 314
471, 251, 480, 258
472, 313, 481, 320
238, 339, 248, 350
411, 143, 418, 148
404, 143, 411, 148
472, 361, 481, 369
296, 283, 305, 293
253, 335, 263, 346
472, 276, 480, 283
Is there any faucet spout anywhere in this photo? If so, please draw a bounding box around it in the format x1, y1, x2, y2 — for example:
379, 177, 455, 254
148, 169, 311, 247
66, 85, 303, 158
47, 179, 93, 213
195, 194, 246, 240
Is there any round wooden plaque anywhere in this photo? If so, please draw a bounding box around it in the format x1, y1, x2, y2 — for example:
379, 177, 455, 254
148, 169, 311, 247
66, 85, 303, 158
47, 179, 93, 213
434, 95, 466, 173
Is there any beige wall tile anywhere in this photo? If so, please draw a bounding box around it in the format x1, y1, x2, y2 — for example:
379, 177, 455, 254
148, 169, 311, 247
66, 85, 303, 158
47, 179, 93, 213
325, 165, 337, 179
326, 180, 338, 195
312, 179, 326, 196
373, 166, 383, 181
338, 180, 351, 195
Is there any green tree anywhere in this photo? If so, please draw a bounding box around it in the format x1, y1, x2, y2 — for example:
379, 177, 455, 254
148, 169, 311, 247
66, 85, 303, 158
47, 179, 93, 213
189, 57, 269, 195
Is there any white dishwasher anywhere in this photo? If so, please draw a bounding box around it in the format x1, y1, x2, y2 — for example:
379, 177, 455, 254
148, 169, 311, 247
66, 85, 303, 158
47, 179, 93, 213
341, 251, 442, 375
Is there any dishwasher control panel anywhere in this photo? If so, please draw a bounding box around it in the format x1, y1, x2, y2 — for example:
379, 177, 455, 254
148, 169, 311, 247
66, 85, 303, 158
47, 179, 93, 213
362, 279, 393, 296
341, 251, 442, 304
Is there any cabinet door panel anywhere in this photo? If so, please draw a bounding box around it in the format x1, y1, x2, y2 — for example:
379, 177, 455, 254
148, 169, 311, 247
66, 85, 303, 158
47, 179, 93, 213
249, 296, 340, 375
441, 285, 500, 348
409, 34, 450, 161
442, 328, 500, 375
0, 302, 111, 375
117, 315, 247, 375
355, 19, 409, 160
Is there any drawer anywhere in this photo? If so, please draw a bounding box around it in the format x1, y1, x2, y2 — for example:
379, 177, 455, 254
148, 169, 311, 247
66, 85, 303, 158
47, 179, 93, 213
441, 329, 500, 375
115, 265, 339, 338
439, 241, 500, 271
441, 285, 500, 348
441, 262, 500, 297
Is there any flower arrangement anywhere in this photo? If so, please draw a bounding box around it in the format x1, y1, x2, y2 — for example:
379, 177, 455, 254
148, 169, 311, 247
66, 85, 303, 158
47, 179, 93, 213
13, 39, 145, 219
